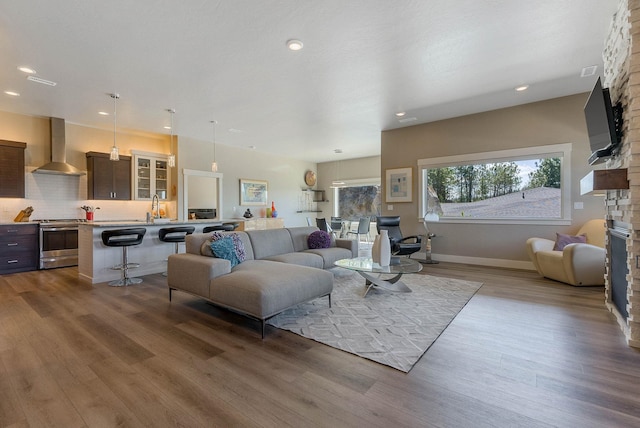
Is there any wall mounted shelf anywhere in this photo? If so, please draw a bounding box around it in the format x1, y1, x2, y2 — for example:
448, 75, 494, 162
580, 168, 629, 195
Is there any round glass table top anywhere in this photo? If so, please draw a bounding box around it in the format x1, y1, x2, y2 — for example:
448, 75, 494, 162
334, 256, 423, 274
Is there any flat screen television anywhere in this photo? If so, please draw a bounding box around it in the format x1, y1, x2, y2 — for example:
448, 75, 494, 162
584, 77, 622, 165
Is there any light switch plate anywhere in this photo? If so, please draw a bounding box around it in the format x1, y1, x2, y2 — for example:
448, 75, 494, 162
573, 202, 584, 210
387, 204, 394, 211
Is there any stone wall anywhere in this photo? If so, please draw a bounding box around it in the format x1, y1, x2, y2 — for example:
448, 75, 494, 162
603, 0, 639, 346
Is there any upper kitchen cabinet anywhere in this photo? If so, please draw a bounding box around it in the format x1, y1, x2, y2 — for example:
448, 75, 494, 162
86, 151, 131, 200
132, 151, 169, 200
0, 140, 26, 198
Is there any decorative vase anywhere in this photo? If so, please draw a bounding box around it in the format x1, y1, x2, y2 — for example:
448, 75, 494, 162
272, 210, 278, 218
86, 211, 93, 221
372, 229, 391, 266
271, 201, 276, 212
266, 208, 272, 218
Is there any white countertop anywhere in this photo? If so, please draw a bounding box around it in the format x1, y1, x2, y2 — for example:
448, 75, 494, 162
81, 219, 224, 228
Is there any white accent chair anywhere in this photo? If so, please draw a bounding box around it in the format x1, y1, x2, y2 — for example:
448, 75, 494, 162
526, 219, 605, 286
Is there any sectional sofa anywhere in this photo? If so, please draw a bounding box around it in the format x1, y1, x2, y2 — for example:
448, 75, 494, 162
167, 226, 358, 337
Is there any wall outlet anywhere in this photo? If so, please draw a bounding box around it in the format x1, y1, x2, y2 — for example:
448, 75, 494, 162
573, 202, 584, 210
387, 204, 394, 211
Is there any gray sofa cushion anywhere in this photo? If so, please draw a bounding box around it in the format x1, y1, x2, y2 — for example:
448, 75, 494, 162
209, 260, 333, 319
304, 247, 354, 269
262, 252, 324, 269
247, 229, 295, 259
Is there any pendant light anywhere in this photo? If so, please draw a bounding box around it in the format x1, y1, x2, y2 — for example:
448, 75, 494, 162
166, 108, 176, 168
211, 120, 218, 172
330, 150, 345, 188
109, 93, 120, 161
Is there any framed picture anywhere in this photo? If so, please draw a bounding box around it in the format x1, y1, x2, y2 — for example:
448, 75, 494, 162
240, 179, 268, 205
385, 167, 412, 202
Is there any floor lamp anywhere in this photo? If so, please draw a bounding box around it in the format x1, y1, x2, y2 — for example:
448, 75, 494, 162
421, 212, 439, 264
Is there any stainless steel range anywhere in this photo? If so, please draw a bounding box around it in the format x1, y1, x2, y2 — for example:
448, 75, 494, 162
36, 219, 85, 269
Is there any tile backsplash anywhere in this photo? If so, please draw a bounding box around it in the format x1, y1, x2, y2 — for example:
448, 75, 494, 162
0, 167, 175, 222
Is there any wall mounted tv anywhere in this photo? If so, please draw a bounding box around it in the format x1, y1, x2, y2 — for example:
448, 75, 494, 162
584, 77, 623, 165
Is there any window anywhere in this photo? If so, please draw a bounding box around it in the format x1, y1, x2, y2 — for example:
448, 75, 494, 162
418, 143, 572, 224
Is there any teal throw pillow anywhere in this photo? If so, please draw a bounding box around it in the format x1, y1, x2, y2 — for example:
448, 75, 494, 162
209, 232, 246, 267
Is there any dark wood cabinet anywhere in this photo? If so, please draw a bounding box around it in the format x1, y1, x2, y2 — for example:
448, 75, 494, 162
86, 152, 131, 200
0, 140, 26, 198
0, 224, 38, 274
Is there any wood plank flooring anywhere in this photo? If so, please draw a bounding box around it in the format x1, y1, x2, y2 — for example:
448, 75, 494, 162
1, 263, 639, 427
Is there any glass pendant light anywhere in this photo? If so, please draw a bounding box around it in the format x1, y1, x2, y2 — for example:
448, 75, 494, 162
211, 120, 218, 172
109, 93, 120, 161
167, 108, 176, 168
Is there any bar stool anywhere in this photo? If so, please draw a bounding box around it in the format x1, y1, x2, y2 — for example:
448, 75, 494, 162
158, 226, 195, 275
203, 223, 237, 233
101, 228, 147, 287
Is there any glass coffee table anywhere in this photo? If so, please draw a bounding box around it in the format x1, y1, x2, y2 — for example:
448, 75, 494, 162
334, 256, 423, 297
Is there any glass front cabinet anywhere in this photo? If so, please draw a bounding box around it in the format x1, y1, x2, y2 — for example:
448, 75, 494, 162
132, 152, 170, 200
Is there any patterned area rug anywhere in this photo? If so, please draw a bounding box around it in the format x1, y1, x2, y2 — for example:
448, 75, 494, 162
268, 269, 483, 372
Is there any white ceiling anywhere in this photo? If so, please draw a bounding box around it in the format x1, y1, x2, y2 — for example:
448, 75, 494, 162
0, 0, 619, 163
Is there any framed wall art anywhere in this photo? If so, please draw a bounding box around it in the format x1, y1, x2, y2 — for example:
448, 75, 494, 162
240, 178, 268, 205
385, 167, 412, 203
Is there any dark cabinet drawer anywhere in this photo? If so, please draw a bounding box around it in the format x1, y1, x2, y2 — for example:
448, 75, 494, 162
0, 224, 38, 273
0, 224, 37, 236
0, 253, 37, 273
0, 234, 37, 255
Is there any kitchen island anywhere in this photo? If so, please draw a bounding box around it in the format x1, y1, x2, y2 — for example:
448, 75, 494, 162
78, 219, 225, 284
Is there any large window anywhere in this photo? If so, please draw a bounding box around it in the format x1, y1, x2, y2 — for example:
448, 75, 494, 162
418, 143, 572, 224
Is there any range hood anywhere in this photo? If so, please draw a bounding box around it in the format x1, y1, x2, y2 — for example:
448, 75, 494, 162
33, 117, 86, 176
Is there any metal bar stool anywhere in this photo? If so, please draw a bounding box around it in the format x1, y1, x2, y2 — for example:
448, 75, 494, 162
158, 226, 195, 275
101, 228, 147, 286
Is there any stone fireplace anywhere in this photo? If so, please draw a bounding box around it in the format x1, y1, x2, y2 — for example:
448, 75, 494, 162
602, 0, 638, 347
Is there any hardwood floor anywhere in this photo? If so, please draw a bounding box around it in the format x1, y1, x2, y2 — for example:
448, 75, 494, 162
1, 263, 639, 427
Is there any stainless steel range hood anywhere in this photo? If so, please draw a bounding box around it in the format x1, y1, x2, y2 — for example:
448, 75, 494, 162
33, 117, 86, 176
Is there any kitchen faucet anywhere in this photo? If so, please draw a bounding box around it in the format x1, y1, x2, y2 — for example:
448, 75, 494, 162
151, 194, 160, 219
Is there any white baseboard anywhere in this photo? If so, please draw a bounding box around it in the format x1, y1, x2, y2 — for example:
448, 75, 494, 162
421, 253, 536, 271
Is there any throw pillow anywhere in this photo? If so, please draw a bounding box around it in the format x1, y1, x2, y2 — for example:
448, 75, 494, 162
209, 232, 246, 266
553, 233, 587, 251
308, 230, 331, 249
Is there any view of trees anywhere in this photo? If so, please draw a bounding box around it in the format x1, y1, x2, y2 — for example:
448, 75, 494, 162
426, 157, 561, 203
526, 158, 561, 189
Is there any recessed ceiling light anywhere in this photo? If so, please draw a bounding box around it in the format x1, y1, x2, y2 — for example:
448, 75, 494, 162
334, 149, 343, 154
286, 39, 304, 51
515, 85, 529, 92
4, 90, 20, 97
17, 66, 36, 74
98, 111, 109, 116
249, 145, 256, 149
164, 126, 171, 130
395, 112, 406, 117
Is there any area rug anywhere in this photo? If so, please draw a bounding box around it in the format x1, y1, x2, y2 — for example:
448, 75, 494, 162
268, 269, 483, 372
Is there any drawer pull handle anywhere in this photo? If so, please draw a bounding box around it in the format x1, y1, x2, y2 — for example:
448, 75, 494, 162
7, 229, 19, 233
7, 260, 18, 264
7, 242, 18, 246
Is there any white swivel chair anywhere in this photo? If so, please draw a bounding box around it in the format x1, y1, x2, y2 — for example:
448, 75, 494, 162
526, 219, 605, 286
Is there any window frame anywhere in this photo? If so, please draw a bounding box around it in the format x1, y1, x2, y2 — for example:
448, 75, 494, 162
417, 143, 572, 225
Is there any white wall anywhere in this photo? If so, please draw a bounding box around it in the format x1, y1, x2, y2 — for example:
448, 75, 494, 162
177, 136, 318, 226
